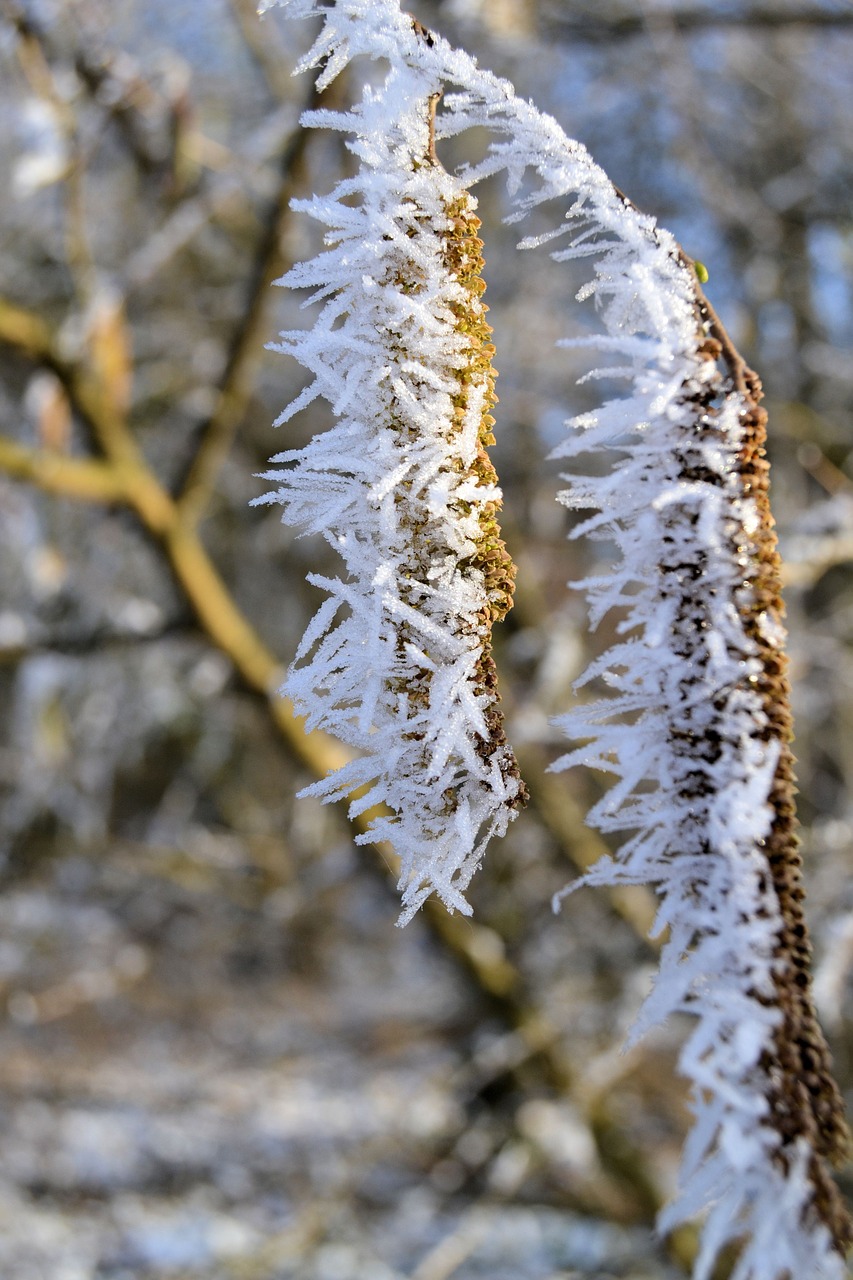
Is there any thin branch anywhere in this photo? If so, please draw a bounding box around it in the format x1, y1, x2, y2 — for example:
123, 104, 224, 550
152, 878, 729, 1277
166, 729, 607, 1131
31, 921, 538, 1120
426, 90, 441, 166
0, 622, 195, 667
228, 0, 292, 101
540, 4, 853, 42
176, 83, 319, 527
0, 296, 343, 781
0, 297, 55, 362
0, 435, 126, 503
4, 0, 97, 300
0, 295, 156, 482
783, 536, 853, 587
73, 45, 169, 175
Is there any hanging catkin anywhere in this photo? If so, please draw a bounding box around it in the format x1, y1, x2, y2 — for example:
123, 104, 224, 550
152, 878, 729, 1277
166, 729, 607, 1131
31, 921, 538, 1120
255, 56, 526, 922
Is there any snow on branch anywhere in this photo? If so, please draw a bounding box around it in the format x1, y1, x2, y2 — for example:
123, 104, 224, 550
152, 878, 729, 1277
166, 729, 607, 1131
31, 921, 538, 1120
259, 1, 850, 1273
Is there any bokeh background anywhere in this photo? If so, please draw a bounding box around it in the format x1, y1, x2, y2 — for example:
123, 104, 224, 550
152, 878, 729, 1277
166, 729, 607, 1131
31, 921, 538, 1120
0, 1, 852, 1277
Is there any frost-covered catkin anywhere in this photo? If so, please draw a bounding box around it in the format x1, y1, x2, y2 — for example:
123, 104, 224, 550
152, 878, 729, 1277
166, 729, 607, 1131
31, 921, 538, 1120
551, 277, 853, 1275
255, 55, 525, 922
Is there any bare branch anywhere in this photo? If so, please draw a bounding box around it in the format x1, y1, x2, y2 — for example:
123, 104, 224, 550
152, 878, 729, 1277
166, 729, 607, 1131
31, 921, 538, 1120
540, 4, 853, 42
0, 292, 347, 770
4, 0, 97, 299
0, 435, 125, 503
73, 45, 170, 174
228, 0, 293, 101
176, 83, 319, 527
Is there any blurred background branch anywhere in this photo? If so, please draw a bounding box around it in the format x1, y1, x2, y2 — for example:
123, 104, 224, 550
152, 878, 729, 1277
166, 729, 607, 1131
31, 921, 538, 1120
539, 4, 853, 38
175, 79, 319, 529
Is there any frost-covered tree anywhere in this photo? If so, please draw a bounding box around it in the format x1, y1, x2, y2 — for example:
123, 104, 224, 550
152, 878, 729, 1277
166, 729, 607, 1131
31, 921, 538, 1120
257, 1, 851, 1276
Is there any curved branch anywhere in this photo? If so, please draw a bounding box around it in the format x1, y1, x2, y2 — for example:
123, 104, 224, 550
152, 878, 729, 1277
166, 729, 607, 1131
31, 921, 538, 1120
0, 294, 346, 781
